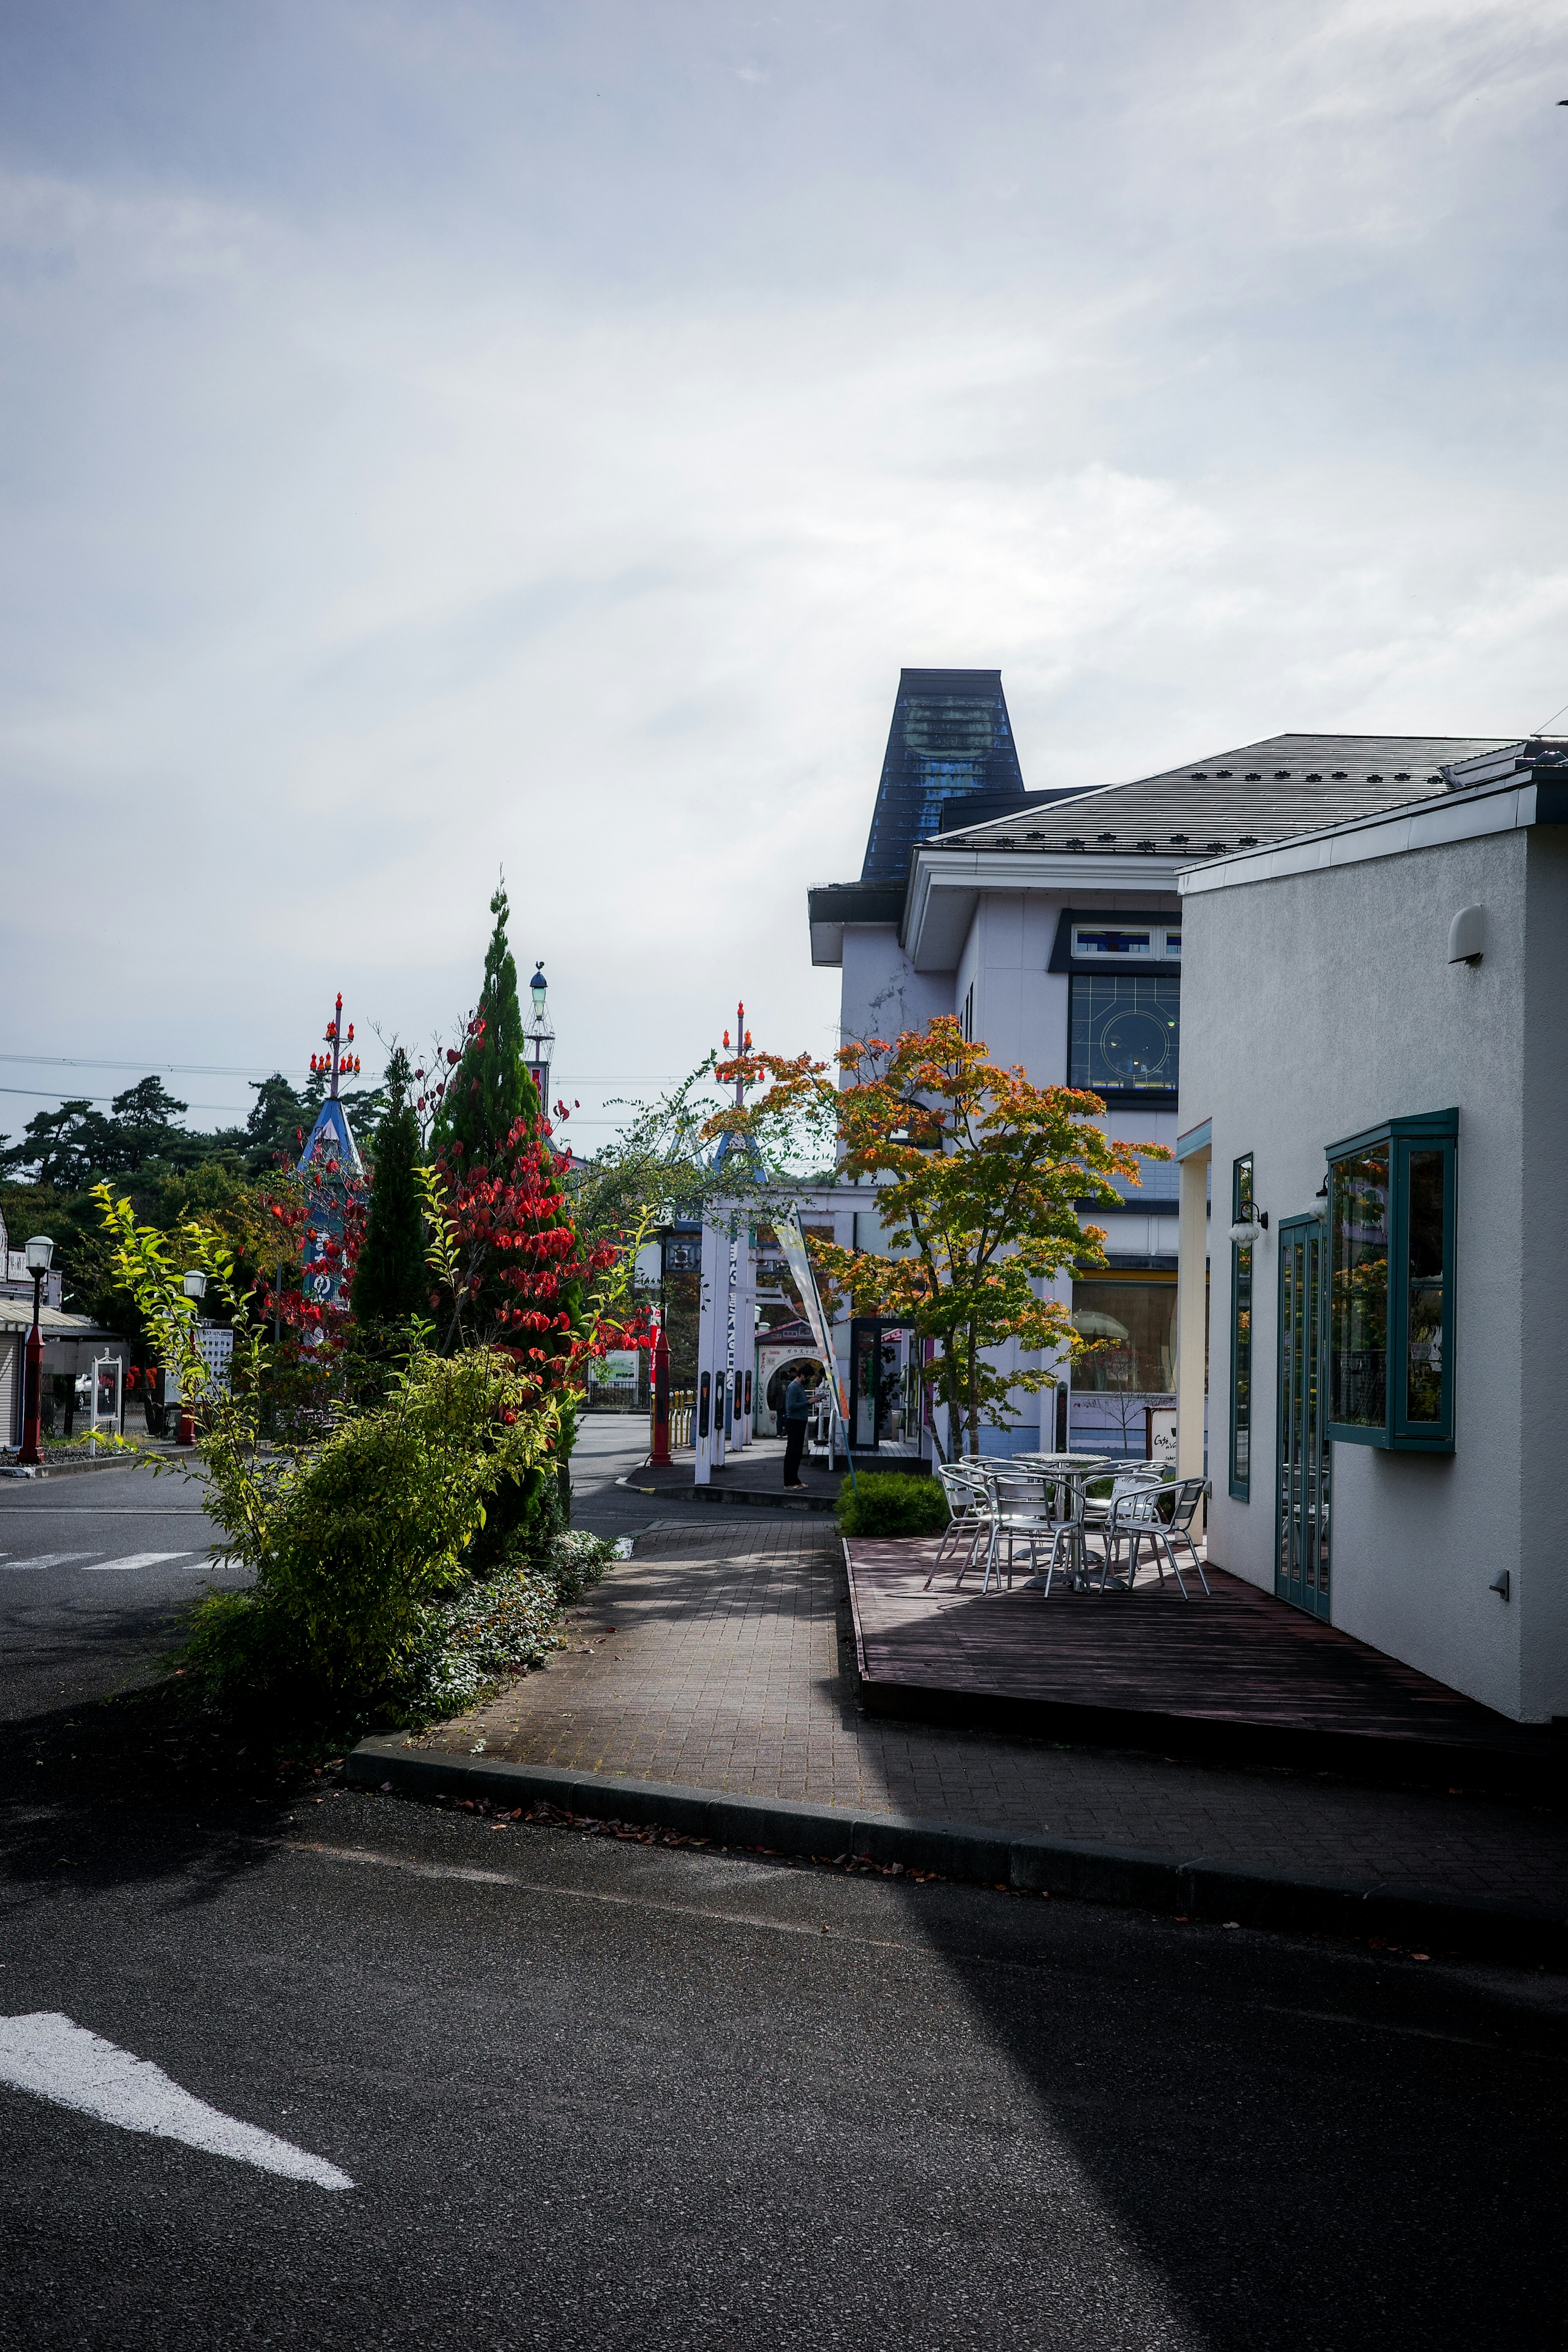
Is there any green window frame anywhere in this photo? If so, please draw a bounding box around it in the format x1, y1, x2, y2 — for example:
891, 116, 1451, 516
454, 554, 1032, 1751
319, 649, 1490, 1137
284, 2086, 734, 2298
1229, 1152, 1253, 1499
1325, 1109, 1457, 1452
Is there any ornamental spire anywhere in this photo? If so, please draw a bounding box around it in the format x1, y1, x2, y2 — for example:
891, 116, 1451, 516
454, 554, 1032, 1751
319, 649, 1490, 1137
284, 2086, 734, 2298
308, 991, 362, 1101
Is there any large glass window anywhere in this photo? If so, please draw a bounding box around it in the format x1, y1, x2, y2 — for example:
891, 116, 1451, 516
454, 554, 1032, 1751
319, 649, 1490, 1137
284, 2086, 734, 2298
1230, 1153, 1253, 1499
1072, 1279, 1177, 1394
1069, 975, 1180, 1095
1326, 1114, 1454, 1451
1327, 1147, 1389, 1432
1400, 1147, 1449, 1436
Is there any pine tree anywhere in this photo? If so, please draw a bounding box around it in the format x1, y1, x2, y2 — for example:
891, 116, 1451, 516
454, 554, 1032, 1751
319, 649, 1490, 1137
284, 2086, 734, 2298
352, 1049, 427, 1327
432, 880, 530, 1169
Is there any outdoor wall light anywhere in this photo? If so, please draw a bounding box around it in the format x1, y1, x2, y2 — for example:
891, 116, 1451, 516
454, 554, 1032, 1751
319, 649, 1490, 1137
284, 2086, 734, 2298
1227, 1211, 1269, 1244
1490, 1570, 1511, 1601
182, 1270, 207, 1301
1448, 905, 1486, 965
24, 1236, 54, 1274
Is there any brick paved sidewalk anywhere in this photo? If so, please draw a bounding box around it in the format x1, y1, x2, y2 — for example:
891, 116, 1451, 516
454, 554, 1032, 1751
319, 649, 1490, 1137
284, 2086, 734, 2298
413, 1519, 1568, 1910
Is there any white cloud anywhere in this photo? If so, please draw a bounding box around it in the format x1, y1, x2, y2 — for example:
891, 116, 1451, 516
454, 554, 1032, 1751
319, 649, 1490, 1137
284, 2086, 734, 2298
0, 0, 1563, 1127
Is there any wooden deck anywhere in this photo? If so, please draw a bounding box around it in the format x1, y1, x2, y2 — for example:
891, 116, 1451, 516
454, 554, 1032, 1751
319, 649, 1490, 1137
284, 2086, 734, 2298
845, 1538, 1564, 1782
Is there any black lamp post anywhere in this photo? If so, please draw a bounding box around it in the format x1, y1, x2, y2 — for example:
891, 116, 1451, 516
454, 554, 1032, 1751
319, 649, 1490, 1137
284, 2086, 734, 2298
17, 1235, 54, 1467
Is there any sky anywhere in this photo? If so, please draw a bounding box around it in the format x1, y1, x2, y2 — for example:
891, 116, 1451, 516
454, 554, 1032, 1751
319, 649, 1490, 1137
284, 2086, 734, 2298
1, 0, 1565, 1147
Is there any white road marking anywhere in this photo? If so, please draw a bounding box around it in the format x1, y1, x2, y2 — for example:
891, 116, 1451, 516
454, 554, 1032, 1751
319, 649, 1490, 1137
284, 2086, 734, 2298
0, 1552, 101, 1571
287, 1840, 927, 1956
80, 1551, 192, 1573
0, 2013, 354, 2189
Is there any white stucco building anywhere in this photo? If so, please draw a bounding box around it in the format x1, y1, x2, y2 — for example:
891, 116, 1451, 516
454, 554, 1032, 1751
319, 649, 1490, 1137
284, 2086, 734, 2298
810, 667, 1509, 1468
1175, 741, 1568, 1723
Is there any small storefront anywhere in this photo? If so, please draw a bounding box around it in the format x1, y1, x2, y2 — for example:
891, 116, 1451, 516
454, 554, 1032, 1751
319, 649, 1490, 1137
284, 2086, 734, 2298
1067, 1271, 1176, 1461
848, 1318, 921, 1456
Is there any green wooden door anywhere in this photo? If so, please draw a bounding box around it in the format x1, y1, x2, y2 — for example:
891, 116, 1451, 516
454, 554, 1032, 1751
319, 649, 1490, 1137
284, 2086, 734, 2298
1276, 1215, 1331, 1618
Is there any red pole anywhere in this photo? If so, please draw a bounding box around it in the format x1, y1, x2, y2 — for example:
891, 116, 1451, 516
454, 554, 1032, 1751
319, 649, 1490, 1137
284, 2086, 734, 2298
18, 1273, 44, 1467
650, 1321, 672, 1466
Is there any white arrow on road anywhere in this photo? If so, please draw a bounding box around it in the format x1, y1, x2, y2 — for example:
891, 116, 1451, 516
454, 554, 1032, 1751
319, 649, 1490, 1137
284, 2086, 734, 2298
0, 2014, 354, 2189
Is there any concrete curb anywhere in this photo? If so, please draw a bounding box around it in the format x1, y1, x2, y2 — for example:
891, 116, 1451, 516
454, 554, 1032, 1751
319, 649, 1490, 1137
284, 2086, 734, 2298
614, 1473, 838, 1515
345, 1734, 1568, 1969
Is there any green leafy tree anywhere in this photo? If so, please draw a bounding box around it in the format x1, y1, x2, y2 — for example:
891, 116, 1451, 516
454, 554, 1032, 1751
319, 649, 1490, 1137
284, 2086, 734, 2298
431, 880, 530, 1166
243, 1073, 314, 1173
352, 1048, 426, 1328
710, 1015, 1169, 1458
0, 1098, 101, 1188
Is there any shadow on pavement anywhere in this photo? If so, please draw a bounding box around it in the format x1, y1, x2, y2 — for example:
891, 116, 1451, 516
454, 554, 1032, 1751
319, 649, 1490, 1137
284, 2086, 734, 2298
0, 1681, 335, 1912
869, 1859, 1568, 2350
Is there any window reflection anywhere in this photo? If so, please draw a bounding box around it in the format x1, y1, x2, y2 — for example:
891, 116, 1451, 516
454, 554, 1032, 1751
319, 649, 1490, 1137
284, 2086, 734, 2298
1329, 1148, 1389, 1427
1405, 1149, 1446, 1424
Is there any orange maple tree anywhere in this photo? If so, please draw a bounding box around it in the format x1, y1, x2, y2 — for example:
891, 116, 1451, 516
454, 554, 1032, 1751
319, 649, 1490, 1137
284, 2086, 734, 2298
708, 1016, 1168, 1457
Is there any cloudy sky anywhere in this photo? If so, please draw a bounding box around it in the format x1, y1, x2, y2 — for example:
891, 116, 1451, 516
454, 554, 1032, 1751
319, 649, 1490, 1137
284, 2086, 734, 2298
1, 0, 1564, 1145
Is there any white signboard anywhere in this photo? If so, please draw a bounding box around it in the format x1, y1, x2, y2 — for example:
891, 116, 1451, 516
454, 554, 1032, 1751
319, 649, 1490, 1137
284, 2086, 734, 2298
595, 1350, 639, 1389
194, 1323, 234, 1392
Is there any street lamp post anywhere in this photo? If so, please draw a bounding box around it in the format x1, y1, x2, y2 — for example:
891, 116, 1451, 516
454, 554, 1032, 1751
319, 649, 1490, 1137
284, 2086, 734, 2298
177, 1270, 207, 1446
16, 1236, 54, 1468
525, 962, 555, 1120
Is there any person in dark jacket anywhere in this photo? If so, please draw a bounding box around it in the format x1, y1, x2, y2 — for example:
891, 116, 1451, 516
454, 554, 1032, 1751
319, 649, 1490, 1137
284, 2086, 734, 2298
782, 1365, 817, 1489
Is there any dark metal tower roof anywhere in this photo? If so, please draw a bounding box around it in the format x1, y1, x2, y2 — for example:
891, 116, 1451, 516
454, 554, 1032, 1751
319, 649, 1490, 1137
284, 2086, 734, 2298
859, 668, 1031, 882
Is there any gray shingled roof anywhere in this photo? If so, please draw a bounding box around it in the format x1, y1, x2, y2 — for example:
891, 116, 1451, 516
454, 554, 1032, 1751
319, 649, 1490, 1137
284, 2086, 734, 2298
930, 733, 1517, 858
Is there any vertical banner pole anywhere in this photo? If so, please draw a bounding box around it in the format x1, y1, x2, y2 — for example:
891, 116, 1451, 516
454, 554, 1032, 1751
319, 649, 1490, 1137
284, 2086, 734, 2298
774, 1209, 856, 1497
695, 1218, 724, 1485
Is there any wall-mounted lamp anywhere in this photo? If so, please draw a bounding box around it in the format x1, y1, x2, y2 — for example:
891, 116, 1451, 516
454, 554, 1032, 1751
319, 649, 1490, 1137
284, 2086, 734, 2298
1227, 1211, 1269, 1245
1489, 1569, 1510, 1601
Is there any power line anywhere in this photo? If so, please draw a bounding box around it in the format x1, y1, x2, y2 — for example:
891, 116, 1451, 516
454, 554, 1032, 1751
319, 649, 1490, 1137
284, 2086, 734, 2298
0, 1052, 688, 1084
0, 1085, 256, 1113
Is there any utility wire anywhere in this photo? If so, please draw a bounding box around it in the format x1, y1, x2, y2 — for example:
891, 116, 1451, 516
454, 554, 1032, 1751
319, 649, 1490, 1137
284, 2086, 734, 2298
0, 1052, 684, 1083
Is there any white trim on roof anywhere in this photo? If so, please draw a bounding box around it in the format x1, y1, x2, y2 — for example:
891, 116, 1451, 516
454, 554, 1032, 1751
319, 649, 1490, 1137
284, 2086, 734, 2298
1176, 776, 1544, 897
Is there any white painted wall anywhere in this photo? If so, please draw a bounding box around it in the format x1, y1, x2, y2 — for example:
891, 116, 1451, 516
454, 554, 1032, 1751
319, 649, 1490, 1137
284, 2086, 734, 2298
1518, 829, 1568, 1722
837, 926, 953, 1049
1181, 825, 1549, 1720
837, 885, 1189, 1463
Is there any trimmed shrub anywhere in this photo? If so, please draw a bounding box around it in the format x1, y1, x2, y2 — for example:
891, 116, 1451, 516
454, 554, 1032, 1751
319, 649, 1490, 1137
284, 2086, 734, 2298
180, 1347, 561, 1722
836, 1470, 949, 1539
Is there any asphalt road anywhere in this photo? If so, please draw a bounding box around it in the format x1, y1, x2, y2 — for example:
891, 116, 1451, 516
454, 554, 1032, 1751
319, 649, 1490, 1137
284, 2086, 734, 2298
0, 1462, 228, 1720
0, 1417, 653, 1728
2, 1783, 1565, 2352
3, 1417, 1564, 2349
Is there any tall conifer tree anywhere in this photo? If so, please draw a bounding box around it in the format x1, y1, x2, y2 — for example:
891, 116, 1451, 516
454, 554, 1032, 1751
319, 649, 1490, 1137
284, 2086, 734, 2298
433, 881, 529, 1168
352, 1049, 426, 1327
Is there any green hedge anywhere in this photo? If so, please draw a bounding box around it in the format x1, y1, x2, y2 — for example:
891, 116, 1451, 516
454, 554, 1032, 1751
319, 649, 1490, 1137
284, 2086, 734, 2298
836, 1470, 950, 1539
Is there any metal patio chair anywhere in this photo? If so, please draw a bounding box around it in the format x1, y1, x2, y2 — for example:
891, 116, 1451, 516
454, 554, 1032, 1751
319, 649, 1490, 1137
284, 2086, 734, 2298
1091, 1474, 1212, 1598
925, 1461, 991, 1589
978, 1467, 1075, 1594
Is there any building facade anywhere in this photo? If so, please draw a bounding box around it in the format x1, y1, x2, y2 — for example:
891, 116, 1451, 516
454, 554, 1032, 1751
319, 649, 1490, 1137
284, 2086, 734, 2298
1175, 743, 1568, 1722
810, 670, 1509, 1462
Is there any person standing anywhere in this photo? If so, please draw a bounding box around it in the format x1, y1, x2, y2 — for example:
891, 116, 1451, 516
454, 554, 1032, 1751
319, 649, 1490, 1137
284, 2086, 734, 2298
782, 1364, 817, 1489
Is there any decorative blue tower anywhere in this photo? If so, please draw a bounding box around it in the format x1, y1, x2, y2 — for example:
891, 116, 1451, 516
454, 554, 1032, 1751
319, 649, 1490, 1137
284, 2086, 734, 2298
298, 993, 364, 1320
